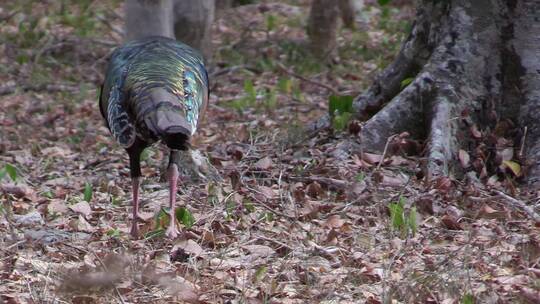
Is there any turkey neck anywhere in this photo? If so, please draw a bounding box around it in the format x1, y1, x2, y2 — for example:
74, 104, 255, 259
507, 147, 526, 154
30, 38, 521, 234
131, 87, 192, 151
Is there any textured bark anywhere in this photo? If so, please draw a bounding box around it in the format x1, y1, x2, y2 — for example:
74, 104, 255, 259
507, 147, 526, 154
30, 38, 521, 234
348, 0, 540, 184
125, 0, 214, 61
125, 0, 175, 41
338, 0, 356, 29
307, 0, 340, 59
514, 1, 540, 184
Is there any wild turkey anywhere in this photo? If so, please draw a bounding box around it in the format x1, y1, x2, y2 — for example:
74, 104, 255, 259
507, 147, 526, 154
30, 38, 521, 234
99, 36, 209, 239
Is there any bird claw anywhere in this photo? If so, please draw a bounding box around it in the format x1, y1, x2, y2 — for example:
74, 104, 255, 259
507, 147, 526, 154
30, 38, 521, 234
165, 223, 179, 239
130, 224, 139, 239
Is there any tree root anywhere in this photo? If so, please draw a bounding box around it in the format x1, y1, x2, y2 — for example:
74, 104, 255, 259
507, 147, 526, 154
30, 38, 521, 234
345, 0, 512, 181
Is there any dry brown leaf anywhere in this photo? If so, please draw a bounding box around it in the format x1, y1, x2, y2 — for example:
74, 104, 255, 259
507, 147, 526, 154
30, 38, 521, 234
441, 214, 463, 230
477, 204, 508, 219
362, 152, 383, 164
242, 244, 276, 258
42, 146, 72, 158
380, 174, 406, 187
257, 185, 276, 200
173, 239, 203, 256
324, 215, 344, 228
470, 124, 482, 139
48, 199, 68, 214
69, 215, 95, 233
69, 201, 92, 218
306, 181, 322, 198
458, 149, 470, 168
254, 156, 273, 170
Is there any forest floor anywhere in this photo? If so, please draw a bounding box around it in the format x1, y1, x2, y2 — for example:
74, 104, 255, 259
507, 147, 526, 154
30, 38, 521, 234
0, 1, 539, 303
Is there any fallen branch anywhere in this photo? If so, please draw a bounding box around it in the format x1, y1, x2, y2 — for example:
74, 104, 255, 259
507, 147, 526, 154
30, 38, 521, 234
493, 190, 540, 223
276, 62, 339, 95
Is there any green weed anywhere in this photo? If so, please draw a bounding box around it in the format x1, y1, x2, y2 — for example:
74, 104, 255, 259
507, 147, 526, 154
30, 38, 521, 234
388, 196, 417, 238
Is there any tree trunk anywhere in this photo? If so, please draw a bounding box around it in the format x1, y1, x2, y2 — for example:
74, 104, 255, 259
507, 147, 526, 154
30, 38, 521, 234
125, 0, 214, 61
307, 0, 340, 59
125, 0, 175, 41
173, 0, 215, 61
345, 0, 540, 186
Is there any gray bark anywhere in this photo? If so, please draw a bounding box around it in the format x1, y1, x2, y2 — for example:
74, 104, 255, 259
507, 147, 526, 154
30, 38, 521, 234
514, 1, 540, 184
307, 0, 340, 59
125, 0, 215, 61
346, 0, 540, 185
125, 0, 175, 40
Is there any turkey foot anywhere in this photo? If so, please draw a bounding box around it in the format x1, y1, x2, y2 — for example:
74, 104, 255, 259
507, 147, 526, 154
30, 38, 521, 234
166, 162, 180, 239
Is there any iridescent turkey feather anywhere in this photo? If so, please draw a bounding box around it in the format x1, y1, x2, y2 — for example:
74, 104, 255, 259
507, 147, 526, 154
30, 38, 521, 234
99, 36, 209, 148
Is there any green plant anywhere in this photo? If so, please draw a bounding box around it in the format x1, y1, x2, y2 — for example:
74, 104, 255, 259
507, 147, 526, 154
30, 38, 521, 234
176, 207, 195, 228
265, 14, 276, 32
461, 294, 474, 304
106, 228, 121, 238
83, 182, 92, 202
388, 196, 417, 238
0, 163, 18, 182
229, 79, 258, 113
400, 77, 414, 89
328, 95, 354, 131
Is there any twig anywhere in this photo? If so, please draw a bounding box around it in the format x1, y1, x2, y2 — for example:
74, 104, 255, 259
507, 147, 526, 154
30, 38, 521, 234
275, 62, 339, 95
374, 134, 397, 173
0, 82, 80, 95
519, 126, 527, 159
288, 176, 347, 190
209, 64, 255, 78
493, 190, 540, 222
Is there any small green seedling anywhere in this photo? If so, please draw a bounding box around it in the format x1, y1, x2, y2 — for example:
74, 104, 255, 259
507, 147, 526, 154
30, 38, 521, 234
106, 228, 121, 238
400, 77, 414, 89
389, 196, 417, 238
328, 95, 354, 131
461, 294, 475, 304
1, 163, 18, 182
176, 207, 195, 228
83, 182, 93, 202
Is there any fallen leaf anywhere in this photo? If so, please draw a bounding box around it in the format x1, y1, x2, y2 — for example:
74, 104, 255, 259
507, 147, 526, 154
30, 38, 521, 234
0, 183, 35, 199
324, 215, 344, 228
470, 124, 482, 139
477, 204, 508, 219
254, 156, 273, 170
306, 181, 322, 198
242, 244, 276, 258
441, 214, 463, 230
173, 239, 203, 257
14, 210, 43, 226
42, 146, 72, 158
70, 215, 95, 232
502, 160, 521, 177
458, 149, 470, 168
69, 201, 92, 218
48, 199, 68, 214
362, 152, 383, 164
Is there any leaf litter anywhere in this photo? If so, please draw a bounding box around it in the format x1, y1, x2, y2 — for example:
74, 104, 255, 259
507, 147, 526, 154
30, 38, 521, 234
0, 1, 539, 303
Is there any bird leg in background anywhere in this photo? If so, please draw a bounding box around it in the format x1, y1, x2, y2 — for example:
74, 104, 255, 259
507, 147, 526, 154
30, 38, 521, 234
130, 176, 141, 238
128, 145, 144, 238
166, 151, 180, 239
